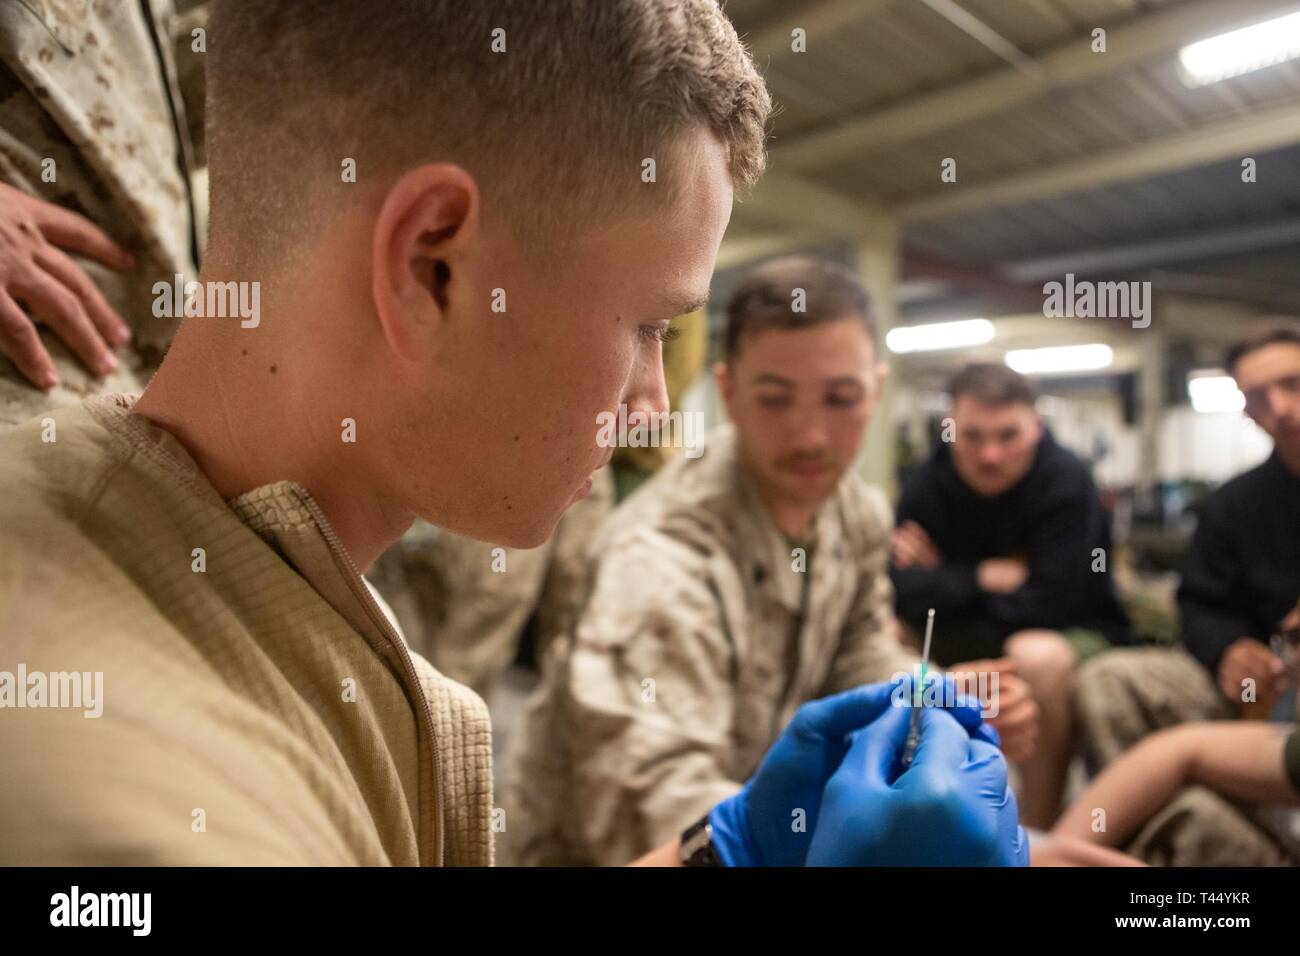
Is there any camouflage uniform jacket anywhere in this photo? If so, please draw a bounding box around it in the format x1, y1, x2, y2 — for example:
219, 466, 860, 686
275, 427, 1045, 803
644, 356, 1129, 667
504, 423, 916, 865
0, 0, 200, 428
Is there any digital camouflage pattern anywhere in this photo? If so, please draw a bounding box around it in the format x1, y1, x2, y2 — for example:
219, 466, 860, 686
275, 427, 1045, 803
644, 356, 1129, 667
504, 423, 917, 865
0, 0, 201, 429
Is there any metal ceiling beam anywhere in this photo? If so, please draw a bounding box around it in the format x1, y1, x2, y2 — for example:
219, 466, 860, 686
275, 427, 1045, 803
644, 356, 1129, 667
771, 0, 1300, 170
742, 0, 892, 58
897, 97, 1300, 223
917, 0, 1045, 78
1002, 217, 1300, 281
1144, 270, 1300, 313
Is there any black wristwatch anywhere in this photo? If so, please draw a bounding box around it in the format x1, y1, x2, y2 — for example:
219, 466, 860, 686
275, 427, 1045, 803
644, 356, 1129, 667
679, 814, 724, 866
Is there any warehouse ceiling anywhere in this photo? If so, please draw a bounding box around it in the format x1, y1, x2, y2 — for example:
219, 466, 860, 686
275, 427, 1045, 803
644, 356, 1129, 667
718, 0, 1300, 317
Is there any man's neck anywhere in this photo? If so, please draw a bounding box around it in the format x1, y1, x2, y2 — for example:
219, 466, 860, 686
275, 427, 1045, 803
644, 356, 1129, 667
753, 482, 818, 541
134, 324, 413, 573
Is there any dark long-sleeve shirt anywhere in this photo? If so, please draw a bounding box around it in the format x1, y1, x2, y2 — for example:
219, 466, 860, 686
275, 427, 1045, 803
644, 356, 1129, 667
891, 430, 1130, 662
1177, 451, 1300, 677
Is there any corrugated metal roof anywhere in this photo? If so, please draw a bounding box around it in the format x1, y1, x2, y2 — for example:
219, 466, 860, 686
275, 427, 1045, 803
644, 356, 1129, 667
720, 0, 1300, 306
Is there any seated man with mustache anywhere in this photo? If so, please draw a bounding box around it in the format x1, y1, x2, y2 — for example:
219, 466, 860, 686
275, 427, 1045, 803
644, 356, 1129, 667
507, 256, 1038, 866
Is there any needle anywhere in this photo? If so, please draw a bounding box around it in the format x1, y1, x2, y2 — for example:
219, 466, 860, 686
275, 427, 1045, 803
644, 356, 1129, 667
901, 608, 935, 770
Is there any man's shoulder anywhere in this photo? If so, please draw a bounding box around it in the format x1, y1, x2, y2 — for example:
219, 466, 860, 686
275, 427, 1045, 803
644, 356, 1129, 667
593, 513, 721, 600
600, 426, 744, 556
1031, 433, 1097, 500
1198, 456, 1279, 523
0, 399, 224, 639
1214, 455, 1279, 499
0, 403, 130, 539
833, 470, 894, 549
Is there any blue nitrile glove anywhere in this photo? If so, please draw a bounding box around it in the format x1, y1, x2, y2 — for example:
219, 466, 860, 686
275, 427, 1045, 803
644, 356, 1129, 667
806, 700, 1029, 866
707, 677, 997, 866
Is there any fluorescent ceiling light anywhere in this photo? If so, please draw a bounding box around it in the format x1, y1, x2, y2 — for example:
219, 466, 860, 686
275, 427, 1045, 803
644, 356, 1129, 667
1188, 372, 1246, 414
886, 319, 994, 354
1178, 9, 1300, 86
1005, 344, 1113, 375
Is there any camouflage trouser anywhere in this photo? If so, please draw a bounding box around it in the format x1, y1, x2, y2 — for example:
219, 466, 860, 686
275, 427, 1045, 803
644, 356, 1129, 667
1075, 647, 1294, 866
1128, 787, 1291, 866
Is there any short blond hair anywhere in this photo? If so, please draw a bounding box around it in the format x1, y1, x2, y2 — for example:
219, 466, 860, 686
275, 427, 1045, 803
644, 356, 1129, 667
206, 1, 771, 262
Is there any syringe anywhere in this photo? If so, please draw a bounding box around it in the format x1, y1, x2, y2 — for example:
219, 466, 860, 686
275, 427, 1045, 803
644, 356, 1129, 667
900, 607, 935, 770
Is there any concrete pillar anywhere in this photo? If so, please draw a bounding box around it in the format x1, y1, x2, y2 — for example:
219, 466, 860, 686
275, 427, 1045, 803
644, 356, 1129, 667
855, 218, 902, 498
1137, 306, 1168, 489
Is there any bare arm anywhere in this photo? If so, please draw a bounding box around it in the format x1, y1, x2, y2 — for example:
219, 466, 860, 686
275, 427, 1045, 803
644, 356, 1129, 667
630, 837, 684, 867
1029, 832, 1144, 867
1054, 722, 1298, 849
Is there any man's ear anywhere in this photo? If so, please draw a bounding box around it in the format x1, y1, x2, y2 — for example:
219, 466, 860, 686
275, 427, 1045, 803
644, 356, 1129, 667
1029, 410, 1045, 441
712, 360, 733, 412
371, 164, 479, 363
